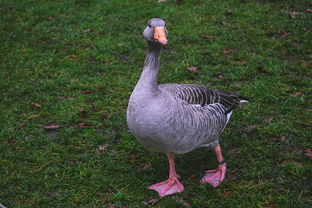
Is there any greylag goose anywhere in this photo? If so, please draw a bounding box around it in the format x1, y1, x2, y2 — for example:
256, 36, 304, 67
127, 18, 248, 197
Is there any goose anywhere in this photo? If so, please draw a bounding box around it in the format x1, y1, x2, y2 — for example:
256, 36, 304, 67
127, 18, 248, 197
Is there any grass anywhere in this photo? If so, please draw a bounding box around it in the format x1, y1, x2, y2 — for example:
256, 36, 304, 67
0, 0, 311, 207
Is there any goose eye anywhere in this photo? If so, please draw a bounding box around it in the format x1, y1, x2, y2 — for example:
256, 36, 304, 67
148, 24, 152, 28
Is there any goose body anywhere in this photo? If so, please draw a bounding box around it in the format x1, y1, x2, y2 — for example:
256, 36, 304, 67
127, 18, 248, 197
128, 83, 245, 154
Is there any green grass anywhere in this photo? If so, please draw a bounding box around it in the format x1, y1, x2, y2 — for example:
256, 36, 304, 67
1, 0, 311, 207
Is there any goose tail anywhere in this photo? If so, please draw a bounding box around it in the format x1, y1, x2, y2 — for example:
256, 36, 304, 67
238, 96, 249, 106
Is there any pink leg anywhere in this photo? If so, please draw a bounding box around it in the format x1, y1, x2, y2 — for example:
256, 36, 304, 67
148, 154, 184, 197
200, 144, 227, 187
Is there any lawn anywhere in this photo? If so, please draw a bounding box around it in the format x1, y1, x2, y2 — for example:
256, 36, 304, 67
0, 0, 311, 207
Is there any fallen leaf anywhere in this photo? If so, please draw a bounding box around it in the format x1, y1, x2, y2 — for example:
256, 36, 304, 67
31, 103, 41, 108
292, 161, 303, 167
77, 122, 92, 128
47, 16, 54, 20
293, 119, 312, 128
82, 29, 91, 33
83, 89, 93, 94
280, 160, 303, 167
97, 86, 106, 91
282, 10, 299, 18
138, 162, 151, 169
290, 11, 299, 18
157, 0, 167, 2
256, 67, 268, 73
267, 34, 276, 41
279, 31, 291, 35
269, 136, 286, 143
46, 130, 59, 138
108, 149, 117, 154
97, 145, 108, 151
223, 190, 232, 196
142, 198, 158, 206
229, 82, 241, 87
202, 35, 215, 40
269, 137, 279, 142
214, 74, 224, 80
90, 102, 97, 111
291, 91, 304, 97
79, 108, 87, 113
282, 144, 297, 153
303, 149, 312, 158
260, 200, 277, 208
263, 117, 273, 122
189, 174, 199, 181
228, 148, 238, 154
280, 136, 286, 142
187, 66, 198, 72
292, 42, 300, 48
307, 9, 312, 13
43, 125, 62, 129
226, 9, 233, 15
222, 48, 236, 55
28, 115, 40, 119
46, 191, 60, 197
227, 172, 241, 180
172, 196, 192, 207
65, 54, 78, 59
8, 139, 17, 145
128, 153, 138, 160
14, 123, 25, 130
220, 21, 229, 25
244, 124, 260, 132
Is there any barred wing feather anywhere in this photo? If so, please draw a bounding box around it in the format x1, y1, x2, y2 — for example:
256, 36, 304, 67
161, 84, 248, 114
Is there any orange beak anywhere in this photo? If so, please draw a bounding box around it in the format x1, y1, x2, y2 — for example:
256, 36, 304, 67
154, 27, 167, 45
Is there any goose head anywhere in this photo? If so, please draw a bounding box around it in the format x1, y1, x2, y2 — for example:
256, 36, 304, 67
143, 18, 167, 45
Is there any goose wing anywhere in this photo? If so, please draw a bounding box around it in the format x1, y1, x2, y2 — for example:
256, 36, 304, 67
160, 84, 248, 113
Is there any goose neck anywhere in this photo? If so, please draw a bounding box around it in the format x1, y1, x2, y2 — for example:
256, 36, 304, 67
144, 41, 161, 70
136, 42, 162, 94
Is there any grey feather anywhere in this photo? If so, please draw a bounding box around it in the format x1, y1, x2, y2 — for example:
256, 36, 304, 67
127, 18, 248, 154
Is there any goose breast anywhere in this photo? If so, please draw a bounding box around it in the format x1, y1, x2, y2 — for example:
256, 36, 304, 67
127, 87, 227, 154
